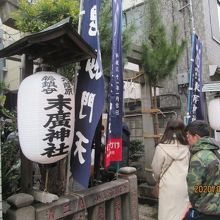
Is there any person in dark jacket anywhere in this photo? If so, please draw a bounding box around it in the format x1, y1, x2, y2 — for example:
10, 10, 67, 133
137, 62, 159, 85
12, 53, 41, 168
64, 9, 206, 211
184, 120, 220, 220
121, 122, 131, 167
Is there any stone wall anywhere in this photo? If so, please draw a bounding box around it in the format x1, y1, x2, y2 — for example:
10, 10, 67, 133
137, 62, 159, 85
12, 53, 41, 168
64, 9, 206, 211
4, 167, 139, 220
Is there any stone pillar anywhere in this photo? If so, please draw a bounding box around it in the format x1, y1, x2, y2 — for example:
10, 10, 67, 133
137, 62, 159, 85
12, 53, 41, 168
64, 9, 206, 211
105, 199, 114, 220
90, 202, 105, 220
118, 167, 139, 220
6, 193, 35, 220
141, 74, 156, 186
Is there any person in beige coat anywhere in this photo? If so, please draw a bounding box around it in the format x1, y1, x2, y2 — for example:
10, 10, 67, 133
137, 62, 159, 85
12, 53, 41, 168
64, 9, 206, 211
151, 119, 190, 220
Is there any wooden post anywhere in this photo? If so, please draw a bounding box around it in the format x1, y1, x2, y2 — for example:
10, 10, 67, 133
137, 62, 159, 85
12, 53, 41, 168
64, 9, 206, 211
20, 54, 33, 193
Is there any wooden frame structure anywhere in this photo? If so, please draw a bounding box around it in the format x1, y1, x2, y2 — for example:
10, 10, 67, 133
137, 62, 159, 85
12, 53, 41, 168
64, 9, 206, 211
0, 17, 96, 193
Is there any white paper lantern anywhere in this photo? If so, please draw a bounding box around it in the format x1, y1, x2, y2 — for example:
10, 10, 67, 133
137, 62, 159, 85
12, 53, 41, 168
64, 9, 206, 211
208, 97, 220, 130
18, 71, 75, 164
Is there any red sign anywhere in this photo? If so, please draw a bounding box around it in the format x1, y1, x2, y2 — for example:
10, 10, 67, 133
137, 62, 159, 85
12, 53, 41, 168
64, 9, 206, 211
105, 138, 122, 168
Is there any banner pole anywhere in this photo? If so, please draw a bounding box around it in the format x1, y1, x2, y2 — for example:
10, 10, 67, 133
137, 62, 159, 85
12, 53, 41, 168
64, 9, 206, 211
66, 0, 85, 193
186, 33, 195, 125
74, 0, 85, 90
189, 0, 195, 32
186, 0, 195, 124
78, 0, 85, 34
116, 162, 120, 177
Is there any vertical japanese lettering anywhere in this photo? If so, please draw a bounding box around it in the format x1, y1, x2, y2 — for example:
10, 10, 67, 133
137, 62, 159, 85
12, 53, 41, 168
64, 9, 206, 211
86, 58, 102, 80
62, 77, 73, 95
89, 5, 97, 36
42, 94, 72, 158
79, 91, 96, 123
74, 131, 89, 164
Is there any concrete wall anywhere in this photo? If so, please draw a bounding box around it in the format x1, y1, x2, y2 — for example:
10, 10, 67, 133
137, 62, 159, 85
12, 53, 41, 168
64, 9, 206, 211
123, 0, 144, 11
3, 59, 21, 91
1, 24, 22, 91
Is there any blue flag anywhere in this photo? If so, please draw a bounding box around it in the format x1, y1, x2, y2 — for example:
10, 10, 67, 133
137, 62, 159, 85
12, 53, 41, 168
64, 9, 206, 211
70, 0, 104, 188
186, 32, 204, 124
105, 0, 123, 168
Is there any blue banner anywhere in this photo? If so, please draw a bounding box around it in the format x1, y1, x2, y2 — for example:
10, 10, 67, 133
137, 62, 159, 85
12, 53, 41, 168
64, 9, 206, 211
70, 0, 104, 188
186, 33, 204, 124
105, 0, 123, 168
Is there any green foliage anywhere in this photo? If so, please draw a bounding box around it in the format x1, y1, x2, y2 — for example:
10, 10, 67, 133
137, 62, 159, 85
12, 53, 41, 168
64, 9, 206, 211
2, 136, 20, 200
141, 0, 186, 86
0, 80, 8, 106
11, 0, 135, 79
59, 63, 77, 82
99, 0, 112, 74
0, 80, 20, 199
99, 0, 135, 75
11, 0, 79, 33
11, 0, 79, 81
1, 109, 20, 200
0, 81, 15, 117
129, 139, 144, 163
0, 80, 8, 94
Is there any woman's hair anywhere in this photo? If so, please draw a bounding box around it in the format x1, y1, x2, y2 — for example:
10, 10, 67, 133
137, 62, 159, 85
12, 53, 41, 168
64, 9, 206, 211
160, 118, 188, 145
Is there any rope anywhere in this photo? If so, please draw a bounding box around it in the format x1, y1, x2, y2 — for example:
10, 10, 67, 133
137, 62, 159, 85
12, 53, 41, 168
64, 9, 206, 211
69, 192, 88, 219
44, 167, 49, 192
124, 72, 144, 81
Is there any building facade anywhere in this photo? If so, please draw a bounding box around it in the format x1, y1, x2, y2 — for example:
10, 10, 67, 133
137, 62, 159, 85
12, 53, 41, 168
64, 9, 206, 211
122, 0, 220, 181
124, 0, 220, 121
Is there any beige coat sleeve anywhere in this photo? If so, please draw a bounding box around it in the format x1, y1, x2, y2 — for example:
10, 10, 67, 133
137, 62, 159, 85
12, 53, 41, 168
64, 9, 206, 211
151, 145, 165, 182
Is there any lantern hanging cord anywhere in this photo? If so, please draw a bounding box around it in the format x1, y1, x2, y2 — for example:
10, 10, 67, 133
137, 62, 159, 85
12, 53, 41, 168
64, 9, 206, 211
44, 167, 49, 192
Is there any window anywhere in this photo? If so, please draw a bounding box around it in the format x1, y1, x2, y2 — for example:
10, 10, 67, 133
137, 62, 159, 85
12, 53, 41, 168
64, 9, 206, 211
217, 1, 220, 30
209, 0, 220, 43
126, 116, 143, 139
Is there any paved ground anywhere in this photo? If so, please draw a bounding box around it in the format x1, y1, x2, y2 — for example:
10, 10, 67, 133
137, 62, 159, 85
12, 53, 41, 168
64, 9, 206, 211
138, 200, 158, 220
